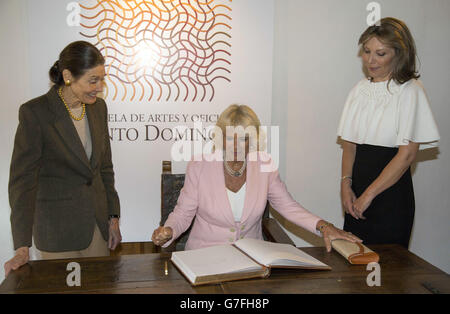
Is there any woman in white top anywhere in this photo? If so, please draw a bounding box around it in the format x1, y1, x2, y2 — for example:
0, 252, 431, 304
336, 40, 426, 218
337, 17, 440, 248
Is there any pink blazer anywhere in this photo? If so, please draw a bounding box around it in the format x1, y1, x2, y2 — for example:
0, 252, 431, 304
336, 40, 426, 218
163, 151, 323, 250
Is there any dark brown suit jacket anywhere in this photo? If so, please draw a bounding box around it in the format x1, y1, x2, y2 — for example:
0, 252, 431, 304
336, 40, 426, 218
9, 85, 120, 252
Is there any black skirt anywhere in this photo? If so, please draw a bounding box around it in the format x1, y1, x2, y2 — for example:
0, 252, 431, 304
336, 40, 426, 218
343, 144, 415, 248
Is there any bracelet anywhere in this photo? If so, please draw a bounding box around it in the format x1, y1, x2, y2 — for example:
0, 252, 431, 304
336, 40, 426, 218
318, 222, 334, 234
109, 215, 120, 219
341, 176, 352, 181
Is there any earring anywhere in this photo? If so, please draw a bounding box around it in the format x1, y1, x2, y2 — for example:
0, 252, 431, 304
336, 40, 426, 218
65, 80, 71, 86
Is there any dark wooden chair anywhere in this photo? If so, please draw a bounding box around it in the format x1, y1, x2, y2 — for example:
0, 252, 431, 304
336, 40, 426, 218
159, 160, 294, 252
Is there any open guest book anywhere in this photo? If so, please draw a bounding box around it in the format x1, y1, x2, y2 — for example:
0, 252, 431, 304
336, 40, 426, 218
171, 238, 331, 286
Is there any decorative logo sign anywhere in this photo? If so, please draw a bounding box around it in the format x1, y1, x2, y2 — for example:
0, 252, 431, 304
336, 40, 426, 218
79, 0, 232, 102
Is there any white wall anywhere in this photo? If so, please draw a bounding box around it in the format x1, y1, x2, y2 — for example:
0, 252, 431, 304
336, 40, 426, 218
0, 0, 32, 281
272, 0, 450, 274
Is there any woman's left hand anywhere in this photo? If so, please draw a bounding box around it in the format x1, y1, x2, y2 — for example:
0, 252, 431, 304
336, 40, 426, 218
318, 222, 362, 252
352, 192, 374, 220
108, 218, 122, 250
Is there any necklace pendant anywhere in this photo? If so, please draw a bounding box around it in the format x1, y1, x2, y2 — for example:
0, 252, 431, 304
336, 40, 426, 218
224, 158, 246, 178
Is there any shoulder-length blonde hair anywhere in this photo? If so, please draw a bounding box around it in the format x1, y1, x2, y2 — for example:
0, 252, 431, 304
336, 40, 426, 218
358, 17, 420, 85
212, 104, 266, 152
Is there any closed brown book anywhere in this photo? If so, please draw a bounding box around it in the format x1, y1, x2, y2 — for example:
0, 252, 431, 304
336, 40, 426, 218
331, 239, 380, 265
171, 238, 331, 286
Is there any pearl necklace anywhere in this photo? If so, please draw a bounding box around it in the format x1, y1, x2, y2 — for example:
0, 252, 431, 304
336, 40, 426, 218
58, 87, 86, 121
224, 159, 247, 177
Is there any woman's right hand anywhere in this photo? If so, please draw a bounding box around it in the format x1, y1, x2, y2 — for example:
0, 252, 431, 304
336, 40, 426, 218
341, 181, 359, 220
4, 247, 29, 277
151, 226, 173, 246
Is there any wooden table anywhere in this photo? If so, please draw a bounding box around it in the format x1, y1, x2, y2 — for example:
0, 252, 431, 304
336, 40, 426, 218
1, 244, 449, 294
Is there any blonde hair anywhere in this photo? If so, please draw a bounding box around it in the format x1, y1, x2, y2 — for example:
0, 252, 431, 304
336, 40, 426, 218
212, 104, 266, 152
358, 17, 420, 85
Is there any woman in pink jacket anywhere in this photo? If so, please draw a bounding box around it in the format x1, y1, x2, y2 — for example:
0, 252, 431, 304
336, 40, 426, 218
152, 105, 360, 251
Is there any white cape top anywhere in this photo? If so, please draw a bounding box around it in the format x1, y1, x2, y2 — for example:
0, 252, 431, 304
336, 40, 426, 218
337, 78, 440, 149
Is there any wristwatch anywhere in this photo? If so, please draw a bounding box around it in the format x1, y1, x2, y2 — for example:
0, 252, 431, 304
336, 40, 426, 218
318, 222, 334, 234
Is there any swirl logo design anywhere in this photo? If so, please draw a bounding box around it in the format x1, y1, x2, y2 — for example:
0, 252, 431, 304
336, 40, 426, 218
79, 0, 232, 102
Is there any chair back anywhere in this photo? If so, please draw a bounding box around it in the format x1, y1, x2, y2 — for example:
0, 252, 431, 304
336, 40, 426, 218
160, 161, 191, 251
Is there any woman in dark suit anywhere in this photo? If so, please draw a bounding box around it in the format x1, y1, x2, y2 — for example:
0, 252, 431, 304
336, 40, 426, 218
4, 41, 122, 276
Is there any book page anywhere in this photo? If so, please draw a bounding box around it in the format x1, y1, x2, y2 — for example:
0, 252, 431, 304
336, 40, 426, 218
234, 238, 328, 268
171, 244, 263, 283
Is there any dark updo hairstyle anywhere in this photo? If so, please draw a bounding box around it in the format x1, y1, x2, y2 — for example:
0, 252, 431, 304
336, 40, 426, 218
358, 17, 420, 85
49, 41, 105, 86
